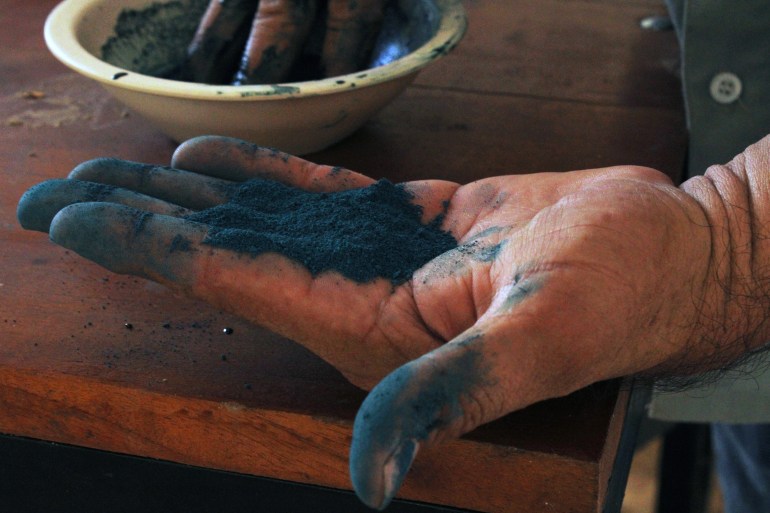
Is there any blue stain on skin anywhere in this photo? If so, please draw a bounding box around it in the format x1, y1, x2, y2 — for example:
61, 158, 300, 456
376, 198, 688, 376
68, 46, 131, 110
49, 203, 140, 275
169, 234, 194, 253
48, 202, 207, 285
420, 232, 506, 285
473, 240, 505, 262
17, 179, 119, 232
461, 227, 506, 263
500, 274, 545, 311
350, 343, 489, 510
468, 226, 504, 241
132, 211, 152, 236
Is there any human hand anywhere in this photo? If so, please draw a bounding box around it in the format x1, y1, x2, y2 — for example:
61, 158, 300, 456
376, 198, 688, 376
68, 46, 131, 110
180, 0, 386, 84
17, 135, 770, 509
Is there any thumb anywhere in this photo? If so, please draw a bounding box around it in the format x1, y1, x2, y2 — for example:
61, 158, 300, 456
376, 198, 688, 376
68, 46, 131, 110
349, 325, 530, 510
349, 265, 597, 510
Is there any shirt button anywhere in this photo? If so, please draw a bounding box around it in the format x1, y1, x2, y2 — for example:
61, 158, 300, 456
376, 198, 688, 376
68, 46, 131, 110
709, 72, 742, 104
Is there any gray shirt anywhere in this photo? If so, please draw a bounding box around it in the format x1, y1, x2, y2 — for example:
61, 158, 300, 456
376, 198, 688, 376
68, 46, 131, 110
668, 0, 770, 178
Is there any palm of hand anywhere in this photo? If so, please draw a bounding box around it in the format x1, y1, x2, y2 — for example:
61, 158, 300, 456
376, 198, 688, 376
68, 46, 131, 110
18, 135, 714, 509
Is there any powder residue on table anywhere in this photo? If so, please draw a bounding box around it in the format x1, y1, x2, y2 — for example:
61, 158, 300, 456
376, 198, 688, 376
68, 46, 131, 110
186, 178, 457, 284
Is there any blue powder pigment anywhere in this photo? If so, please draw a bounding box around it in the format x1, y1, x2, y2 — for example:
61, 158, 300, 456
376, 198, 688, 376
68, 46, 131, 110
186, 178, 457, 284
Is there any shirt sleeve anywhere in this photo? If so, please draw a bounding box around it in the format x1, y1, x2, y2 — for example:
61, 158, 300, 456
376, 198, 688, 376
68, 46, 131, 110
679, 0, 770, 178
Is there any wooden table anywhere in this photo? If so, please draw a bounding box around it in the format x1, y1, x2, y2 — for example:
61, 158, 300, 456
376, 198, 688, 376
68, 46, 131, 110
0, 1, 685, 512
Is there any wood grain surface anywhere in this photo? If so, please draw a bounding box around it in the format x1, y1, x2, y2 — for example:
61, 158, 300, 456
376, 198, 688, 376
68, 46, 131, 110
0, 1, 685, 512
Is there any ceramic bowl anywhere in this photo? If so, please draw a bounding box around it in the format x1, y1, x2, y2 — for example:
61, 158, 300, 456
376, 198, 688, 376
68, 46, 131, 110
44, 0, 467, 155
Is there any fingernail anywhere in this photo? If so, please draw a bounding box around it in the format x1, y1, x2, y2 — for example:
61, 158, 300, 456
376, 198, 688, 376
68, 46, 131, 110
378, 439, 420, 510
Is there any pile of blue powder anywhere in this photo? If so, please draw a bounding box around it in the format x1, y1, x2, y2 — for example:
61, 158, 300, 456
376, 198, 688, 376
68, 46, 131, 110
186, 178, 457, 284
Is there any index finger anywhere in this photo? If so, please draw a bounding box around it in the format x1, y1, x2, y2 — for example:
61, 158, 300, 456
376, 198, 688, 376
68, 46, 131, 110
171, 135, 375, 191
172, 136, 462, 223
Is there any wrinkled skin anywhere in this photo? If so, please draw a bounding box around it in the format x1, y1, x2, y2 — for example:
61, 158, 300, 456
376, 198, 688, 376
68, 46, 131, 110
17, 135, 770, 509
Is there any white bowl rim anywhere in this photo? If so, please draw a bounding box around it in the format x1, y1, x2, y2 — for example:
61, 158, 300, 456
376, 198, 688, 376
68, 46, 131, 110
44, 0, 467, 101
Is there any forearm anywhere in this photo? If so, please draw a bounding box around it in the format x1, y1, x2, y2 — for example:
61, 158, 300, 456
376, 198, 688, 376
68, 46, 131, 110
671, 135, 770, 374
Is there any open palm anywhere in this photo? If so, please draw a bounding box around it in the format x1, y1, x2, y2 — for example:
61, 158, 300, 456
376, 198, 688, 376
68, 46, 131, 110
18, 135, 752, 509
